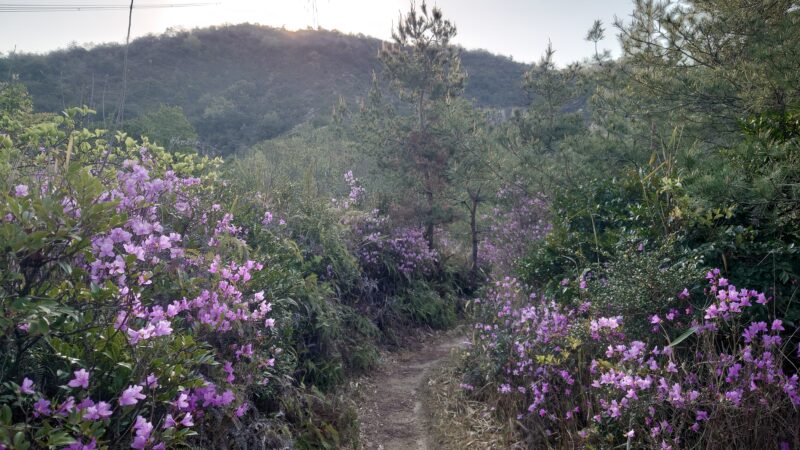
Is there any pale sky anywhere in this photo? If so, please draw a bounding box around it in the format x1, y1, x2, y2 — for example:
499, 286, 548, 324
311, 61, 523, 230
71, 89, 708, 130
0, 0, 635, 65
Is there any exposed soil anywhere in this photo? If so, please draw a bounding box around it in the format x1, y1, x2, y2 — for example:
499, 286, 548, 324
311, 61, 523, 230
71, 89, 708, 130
354, 330, 466, 450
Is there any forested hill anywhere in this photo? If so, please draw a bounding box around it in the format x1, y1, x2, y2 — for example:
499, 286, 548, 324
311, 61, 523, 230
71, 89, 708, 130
0, 23, 529, 153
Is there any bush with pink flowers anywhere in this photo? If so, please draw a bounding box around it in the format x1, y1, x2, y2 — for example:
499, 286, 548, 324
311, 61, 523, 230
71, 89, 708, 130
0, 124, 283, 448
0, 105, 376, 449
462, 266, 800, 448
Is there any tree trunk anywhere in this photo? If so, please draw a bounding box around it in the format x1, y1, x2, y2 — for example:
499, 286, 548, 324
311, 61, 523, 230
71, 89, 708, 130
425, 220, 435, 251
470, 195, 479, 273
418, 90, 424, 132
468, 187, 482, 273
425, 189, 435, 250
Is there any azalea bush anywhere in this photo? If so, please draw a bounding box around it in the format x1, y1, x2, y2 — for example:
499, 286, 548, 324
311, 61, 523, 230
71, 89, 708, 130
336, 172, 457, 333
0, 100, 375, 448
0, 113, 289, 447
462, 268, 800, 448
478, 187, 550, 273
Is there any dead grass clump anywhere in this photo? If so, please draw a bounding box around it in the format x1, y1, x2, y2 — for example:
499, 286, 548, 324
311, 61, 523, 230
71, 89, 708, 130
422, 349, 523, 449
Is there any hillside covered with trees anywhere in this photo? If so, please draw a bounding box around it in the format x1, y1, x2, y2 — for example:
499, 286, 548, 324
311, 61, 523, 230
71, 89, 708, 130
0, 24, 528, 153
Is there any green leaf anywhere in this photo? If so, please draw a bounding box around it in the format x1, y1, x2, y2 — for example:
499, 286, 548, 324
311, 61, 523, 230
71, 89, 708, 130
45, 431, 76, 446
13, 431, 27, 448
0, 404, 11, 425
668, 326, 698, 348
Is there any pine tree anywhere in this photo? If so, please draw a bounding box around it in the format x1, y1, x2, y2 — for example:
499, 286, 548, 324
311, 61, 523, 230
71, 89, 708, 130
358, 1, 469, 249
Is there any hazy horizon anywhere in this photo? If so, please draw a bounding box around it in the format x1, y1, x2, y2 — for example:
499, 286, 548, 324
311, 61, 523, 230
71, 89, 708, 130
0, 0, 635, 66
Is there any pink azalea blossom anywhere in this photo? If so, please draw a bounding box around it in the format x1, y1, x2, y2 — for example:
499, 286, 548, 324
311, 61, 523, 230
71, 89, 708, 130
64, 439, 97, 450
33, 398, 51, 417
650, 315, 662, 324
83, 401, 112, 420
119, 385, 146, 406
20, 377, 35, 394
131, 415, 154, 450
67, 369, 90, 389
234, 402, 249, 417
180, 412, 194, 427
164, 414, 178, 430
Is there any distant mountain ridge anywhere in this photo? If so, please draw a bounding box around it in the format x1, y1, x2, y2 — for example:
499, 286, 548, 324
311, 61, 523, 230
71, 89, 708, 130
0, 23, 529, 152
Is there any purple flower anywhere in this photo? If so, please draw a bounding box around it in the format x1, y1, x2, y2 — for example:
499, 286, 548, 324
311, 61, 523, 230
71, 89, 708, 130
67, 368, 90, 389
650, 315, 662, 324
219, 389, 235, 405
33, 398, 51, 417
234, 402, 249, 417
83, 401, 112, 420
164, 414, 177, 429
725, 363, 742, 382
109, 227, 132, 243
56, 396, 76, 416
14, 184, 29, 197
119, 385, 146, 406
152, 320, 173, 337
20, 377, 35, 395
146, 373, 159, 388
96, 237, 115, 258
743, 321, 768, 343
64, 439, 97, 450
180, 412, 194, 427
131, 415, 153, 450
724, 389, 742, 405
174, 392, 189, 410
224, 361, 235, 383
133, 415, 153, 436
131, 436, 147, 450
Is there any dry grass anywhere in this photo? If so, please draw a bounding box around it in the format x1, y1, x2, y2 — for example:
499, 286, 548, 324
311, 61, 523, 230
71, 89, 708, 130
422, 349, 523, 449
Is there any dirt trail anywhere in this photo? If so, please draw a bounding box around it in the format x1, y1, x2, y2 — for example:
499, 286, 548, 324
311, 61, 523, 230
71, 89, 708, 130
355, 331, 466, 450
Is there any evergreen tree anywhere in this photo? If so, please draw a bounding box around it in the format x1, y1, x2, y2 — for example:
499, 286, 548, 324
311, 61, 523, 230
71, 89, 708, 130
498, 43, 588, 192
617, 0, 800, 142
360, 1, 469, 249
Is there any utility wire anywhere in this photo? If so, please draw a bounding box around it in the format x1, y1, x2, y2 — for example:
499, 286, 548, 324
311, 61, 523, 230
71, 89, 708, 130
115, 0, 134, 125
0, 2, 217, 12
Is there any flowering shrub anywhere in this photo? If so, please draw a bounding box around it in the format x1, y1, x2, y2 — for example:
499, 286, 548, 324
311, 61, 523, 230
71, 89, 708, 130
387, 227, 439, 277
0, 125, 279, 448
478, 188, 550, 272
338, 172, 438, 280
463, 270, 799, 448
332, 170, 365, 210
331, 172, 454, 331
0, 100, 459, 449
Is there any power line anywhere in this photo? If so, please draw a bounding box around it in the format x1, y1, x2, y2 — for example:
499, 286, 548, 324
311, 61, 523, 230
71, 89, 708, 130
0, 2, 217, 12
115, 0, 134, 125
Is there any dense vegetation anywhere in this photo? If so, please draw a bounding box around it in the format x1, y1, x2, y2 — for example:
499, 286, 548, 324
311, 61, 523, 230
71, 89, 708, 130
454, 1, 800, 448
0, 24, 528, 154
1, 0, 799, 449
